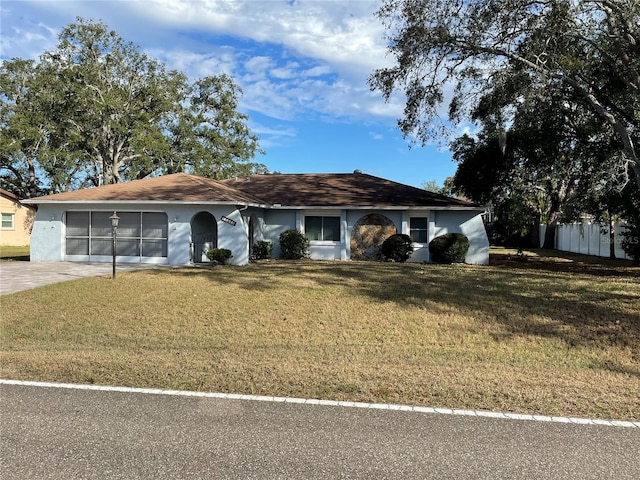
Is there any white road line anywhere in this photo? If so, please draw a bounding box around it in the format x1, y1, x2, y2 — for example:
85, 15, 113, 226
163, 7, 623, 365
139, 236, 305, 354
2, 379, 638, 428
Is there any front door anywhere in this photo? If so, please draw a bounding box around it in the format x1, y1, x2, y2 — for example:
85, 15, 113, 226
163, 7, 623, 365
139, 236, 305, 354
191, 212, 218, 263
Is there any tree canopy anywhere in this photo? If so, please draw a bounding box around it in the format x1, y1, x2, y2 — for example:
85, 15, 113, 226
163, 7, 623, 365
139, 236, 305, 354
370, 0, 640, 192
1, 18, 265, 198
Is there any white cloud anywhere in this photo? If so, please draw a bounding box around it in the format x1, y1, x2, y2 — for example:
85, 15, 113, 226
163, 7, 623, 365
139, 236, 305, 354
1, 0, 400, 126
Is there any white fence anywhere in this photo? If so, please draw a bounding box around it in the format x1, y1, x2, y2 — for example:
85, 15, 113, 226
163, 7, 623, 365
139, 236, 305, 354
540, 223, 631, 260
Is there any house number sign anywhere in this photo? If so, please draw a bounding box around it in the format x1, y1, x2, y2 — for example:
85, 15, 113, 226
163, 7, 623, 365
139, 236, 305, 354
221, 216, 237, 226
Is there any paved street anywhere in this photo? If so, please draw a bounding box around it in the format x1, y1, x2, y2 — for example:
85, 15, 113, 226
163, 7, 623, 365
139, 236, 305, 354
1, 382, 639, 479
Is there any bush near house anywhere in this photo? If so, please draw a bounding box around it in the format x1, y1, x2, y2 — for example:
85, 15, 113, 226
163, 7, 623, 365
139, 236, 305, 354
206, 248, 233, 264
429, 233, 470, 264
251, 240, 273, 261
382, 234, 414, 262
279, 230, 310, 259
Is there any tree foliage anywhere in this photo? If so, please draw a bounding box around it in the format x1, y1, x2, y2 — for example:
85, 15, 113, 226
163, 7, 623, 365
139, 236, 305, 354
452, 82, 625, 248
370, 0, 640, 191
1, 18, 264, 197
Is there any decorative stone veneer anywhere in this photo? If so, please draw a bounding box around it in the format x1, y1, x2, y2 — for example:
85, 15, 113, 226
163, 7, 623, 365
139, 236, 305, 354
350, 214, 397, 260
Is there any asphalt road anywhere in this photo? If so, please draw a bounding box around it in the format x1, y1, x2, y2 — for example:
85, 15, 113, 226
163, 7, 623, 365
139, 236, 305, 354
1, 383, 639, 479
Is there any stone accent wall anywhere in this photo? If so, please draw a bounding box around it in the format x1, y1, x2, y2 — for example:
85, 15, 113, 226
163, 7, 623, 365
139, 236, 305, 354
350, 214, 396, 260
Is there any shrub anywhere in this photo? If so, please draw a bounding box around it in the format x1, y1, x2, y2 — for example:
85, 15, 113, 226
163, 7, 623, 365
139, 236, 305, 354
279, 229, 309, 259
428, 233, 469, 264
381, 233, 414, 262
250, 240, 273, 261
206, 248, 233, 264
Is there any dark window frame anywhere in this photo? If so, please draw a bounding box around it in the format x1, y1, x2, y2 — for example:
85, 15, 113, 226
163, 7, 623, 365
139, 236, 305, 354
304, 215, 341, 242
409, 217, 428, 243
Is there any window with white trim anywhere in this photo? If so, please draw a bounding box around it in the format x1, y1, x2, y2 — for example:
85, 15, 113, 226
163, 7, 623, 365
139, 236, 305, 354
304, 216, 340, 241
65, 211, 168, 257
409, 217, 428, 243
1, 213, 14, 230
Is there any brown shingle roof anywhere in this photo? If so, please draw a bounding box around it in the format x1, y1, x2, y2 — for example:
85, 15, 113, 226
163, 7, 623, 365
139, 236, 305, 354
0, 188, 21, 202
0, 188, 37, 209
224, 173, 475, 208
27, 173, 266, 205
26, 172, 477, 209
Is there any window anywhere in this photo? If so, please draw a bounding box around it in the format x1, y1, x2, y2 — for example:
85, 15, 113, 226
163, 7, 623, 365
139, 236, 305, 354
1, 213, 15, 230
305, 216, 340, 241
66, 211, 168, 257
410, 217, 428, 243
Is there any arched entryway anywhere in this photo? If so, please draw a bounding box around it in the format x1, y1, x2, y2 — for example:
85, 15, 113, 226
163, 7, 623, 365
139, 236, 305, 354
191, 212, 218, 263
350, 214, 397, 260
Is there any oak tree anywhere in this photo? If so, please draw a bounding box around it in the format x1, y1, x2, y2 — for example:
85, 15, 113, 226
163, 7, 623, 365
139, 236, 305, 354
1, 18, 264, 197
370, 0, 640, 191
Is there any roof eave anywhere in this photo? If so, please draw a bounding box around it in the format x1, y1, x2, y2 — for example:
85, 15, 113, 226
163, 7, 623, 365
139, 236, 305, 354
25, 200, 482, 211
269, 205, 483, 211
25, 199, 268, 208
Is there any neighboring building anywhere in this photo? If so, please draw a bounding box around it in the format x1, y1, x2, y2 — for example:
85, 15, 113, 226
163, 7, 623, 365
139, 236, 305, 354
0, 189, 37, 247
25, 172, 489, 265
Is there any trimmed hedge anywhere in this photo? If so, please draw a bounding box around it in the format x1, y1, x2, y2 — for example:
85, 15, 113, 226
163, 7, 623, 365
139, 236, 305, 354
206, 248, 233, 264
279, 229, 309, 259
428, 233, 469, 264
381, 233, 414, 262
251, 240, 273, 261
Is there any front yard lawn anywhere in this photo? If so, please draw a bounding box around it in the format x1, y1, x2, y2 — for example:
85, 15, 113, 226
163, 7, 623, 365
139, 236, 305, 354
0, 245, 29, 261
1, 248, 638, 420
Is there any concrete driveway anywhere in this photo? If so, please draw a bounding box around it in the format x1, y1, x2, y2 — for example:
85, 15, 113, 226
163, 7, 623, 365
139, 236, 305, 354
0, 261, 167, 295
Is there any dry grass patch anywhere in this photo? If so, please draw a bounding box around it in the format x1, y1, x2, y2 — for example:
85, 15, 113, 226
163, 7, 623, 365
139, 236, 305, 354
1, 252, 639, 420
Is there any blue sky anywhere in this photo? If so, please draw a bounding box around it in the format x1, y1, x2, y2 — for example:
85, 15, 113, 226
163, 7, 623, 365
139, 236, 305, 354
1, 0, 463, 188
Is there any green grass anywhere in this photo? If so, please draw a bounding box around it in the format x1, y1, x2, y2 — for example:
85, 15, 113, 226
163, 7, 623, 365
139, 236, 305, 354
1, 248, 638, 420
0, 245, 29, 261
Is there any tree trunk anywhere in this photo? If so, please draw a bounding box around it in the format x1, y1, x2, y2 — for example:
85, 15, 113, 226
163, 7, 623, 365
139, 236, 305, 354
609, 216, 616, 259
543, 223, 557, 249
543, 209, 561, 249
529, 211, 541, 248
542, 193, 564, 250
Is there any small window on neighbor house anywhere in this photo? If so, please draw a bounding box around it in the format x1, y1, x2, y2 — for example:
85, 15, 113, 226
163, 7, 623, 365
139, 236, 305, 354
410, 217, 428, 243
1, 213, 14, 230
305, 216, 340, 241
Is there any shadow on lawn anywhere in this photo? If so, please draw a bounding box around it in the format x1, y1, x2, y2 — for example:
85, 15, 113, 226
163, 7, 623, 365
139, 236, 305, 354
142, 255, 640, 361
0, 255, 30, 262
490, 249, 638, 278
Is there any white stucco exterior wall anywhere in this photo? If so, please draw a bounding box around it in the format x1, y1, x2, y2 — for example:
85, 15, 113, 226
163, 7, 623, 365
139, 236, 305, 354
30, 206, 65, 261
216, 208, 250, 266
28, 203, 488, 266
429, 210, 489, 265
29, 203, 256, 266
263, 209, 296, 259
